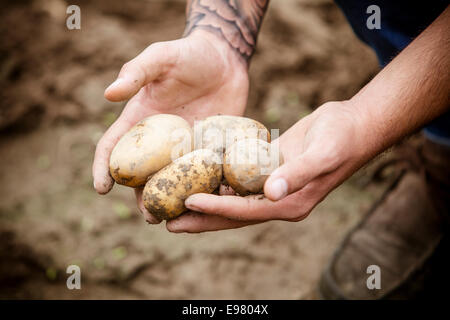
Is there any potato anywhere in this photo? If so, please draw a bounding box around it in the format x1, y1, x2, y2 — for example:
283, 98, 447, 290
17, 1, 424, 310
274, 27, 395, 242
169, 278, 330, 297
224, 138, 283, 196
194, 115, 270, 155
109, 114, 192, 187
143, 149, 222, 220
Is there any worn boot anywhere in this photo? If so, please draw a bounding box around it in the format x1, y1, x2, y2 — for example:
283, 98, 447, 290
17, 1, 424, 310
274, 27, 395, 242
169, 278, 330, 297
319, 137, 450, 299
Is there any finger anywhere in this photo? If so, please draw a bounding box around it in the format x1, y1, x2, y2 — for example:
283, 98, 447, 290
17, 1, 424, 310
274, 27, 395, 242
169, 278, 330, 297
104, 42, 179, 102
184, 193, 298, 221
135, 187, 161, 224
92, 115, 135, 194
219, 184, 236, 195
92, 123, 126, 195
184, 176, 336, 223
184, 167, 342, 223
264, 149, 336, 201
93, 94, 154, 195
166, 211, 259, 233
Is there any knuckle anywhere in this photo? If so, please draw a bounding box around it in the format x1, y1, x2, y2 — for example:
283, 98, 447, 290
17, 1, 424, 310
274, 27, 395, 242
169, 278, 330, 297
241, 197, 257, 218
215, 204, 230, 218
308, 142, 341, 171
147, 42, 166, 61
167, 224, 182, 233
145, 215, 161, 225
286, 209, 310, 222
119, 63, 135, 79
121, 61, 132, 72
288, 215, 306, 222
95, 132, 110, 149
321, 149, 340, 167
148, 42, 164, 52
284, 200, 311, 222
149, 41, 178, 68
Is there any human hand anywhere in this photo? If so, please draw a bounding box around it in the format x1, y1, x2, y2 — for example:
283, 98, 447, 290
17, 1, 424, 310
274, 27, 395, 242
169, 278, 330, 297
92, 30, 249, 223
166, 101, 373, 232
167, 5, 449, 232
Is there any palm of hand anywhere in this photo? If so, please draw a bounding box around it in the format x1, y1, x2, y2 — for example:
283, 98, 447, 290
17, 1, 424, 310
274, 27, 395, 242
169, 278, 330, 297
93, 33, 249, 205
164, 102, 368, 232
108, 35, 249, 125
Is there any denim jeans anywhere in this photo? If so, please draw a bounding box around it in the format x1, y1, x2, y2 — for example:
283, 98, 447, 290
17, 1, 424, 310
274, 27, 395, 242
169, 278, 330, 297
335, 0, 450, 146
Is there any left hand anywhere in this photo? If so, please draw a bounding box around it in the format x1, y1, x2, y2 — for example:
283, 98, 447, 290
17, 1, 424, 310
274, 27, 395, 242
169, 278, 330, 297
166, 101, 372, 233
92, 32, 249, 224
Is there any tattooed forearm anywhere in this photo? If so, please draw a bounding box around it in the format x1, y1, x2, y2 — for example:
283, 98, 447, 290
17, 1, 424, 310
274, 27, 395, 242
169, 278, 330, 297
184, 0, 269, 63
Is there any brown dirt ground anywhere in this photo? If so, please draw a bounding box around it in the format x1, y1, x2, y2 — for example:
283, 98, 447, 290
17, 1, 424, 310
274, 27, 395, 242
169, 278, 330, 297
0, 0, 389, 299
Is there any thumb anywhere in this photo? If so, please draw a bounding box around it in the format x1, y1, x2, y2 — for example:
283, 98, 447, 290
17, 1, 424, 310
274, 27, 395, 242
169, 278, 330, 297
264, 151, 328, 201
104, 42, 179, 102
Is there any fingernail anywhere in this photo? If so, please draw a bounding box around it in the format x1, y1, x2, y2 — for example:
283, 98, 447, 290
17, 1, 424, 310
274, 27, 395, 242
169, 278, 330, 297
268, 178, 288, 200
106, 78, 125, 91
139, 204, 151, 216
185, 198, 201, 212
167, 221, 184, 233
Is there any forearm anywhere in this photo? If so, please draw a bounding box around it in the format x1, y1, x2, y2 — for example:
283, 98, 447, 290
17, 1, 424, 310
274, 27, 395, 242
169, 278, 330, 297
183, 0, 269, 64
352, 7, 450, 159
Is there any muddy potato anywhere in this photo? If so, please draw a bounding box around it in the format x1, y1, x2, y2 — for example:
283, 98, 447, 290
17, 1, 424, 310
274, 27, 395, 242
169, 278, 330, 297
143, 149, 222, 220
109, 114, 192, 187
194, 115, 270, 155
224, 138, 283, 196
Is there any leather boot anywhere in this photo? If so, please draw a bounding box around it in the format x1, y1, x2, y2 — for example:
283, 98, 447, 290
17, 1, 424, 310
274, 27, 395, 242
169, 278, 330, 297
319, 136, 450, 299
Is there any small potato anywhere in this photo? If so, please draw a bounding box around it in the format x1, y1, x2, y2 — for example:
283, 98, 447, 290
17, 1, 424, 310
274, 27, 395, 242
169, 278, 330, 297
194, 115, 270, 155
109, 114, 193, 187
143, 149, 222, 220
224, 138, 283, 196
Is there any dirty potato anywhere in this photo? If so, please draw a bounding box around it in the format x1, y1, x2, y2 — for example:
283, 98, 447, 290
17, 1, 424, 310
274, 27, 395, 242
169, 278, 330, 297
143, 149, 222, 220
194, 115, 270, 155
224, 138, 283, 196
109, 114, 193, 187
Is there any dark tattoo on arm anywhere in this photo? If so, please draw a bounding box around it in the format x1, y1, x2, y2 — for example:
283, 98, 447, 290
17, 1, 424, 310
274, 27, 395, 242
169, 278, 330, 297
183, 0, 269, 63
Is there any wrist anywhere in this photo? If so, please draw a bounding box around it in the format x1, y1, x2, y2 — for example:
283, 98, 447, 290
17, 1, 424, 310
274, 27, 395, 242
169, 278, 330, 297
344, 96, 391, 163
181, 30, 250, 116
183, 0, 269, 66
315, 100, 380, 165
185, 28, 250, 69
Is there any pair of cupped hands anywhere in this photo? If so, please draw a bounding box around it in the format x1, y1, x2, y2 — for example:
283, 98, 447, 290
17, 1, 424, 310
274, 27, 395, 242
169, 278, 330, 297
93, 31, 369, 233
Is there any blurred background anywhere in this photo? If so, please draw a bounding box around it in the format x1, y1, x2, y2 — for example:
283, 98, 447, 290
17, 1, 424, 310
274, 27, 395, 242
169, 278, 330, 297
0, 0, 388, 299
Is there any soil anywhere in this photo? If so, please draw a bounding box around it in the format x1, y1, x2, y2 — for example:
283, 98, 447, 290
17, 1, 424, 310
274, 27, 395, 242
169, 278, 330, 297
0, 0, 387, 299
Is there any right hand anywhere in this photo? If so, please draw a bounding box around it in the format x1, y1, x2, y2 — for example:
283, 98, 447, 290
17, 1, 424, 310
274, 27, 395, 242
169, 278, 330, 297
92, 30, 249, 224
166, 101, 371, 233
